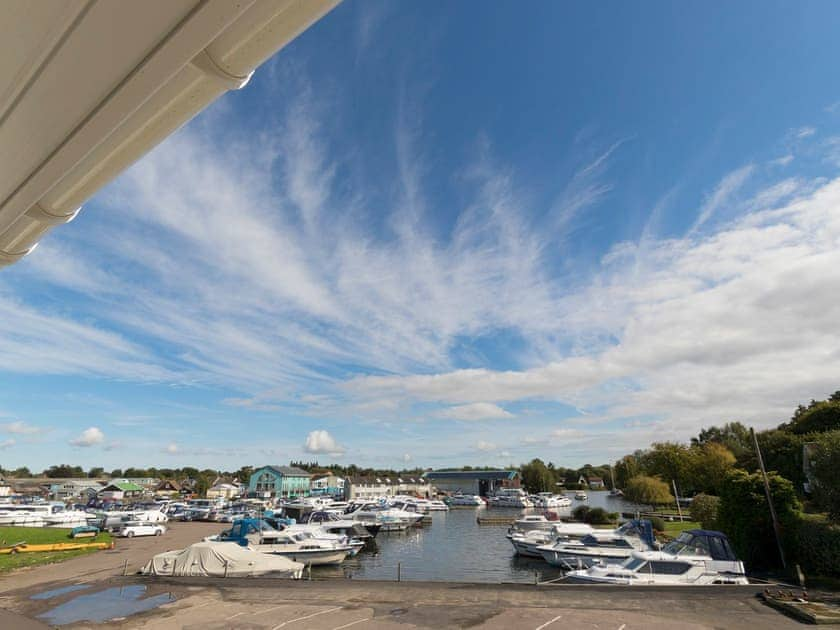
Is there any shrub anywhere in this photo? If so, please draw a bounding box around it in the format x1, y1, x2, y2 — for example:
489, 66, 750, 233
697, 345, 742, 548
649, 516, 666, 532
624, 475, 674, 506
717, 469, 800, 570
586, 507, 616, 525
809, 430, 840, 523
572, 505, 590, 522
789, 515, 840, 577
690, 494, 720, 529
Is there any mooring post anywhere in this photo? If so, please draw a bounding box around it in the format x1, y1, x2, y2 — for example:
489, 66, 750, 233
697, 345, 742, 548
122, 559, 128, 576
397, 562, 401, 582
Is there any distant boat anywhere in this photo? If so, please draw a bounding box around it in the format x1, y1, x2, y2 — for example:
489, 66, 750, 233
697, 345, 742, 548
609, 466, 623, 497
574, 490, 588, 500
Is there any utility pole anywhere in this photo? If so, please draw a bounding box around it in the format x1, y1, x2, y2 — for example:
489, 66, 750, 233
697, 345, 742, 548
751, 427, 786, 569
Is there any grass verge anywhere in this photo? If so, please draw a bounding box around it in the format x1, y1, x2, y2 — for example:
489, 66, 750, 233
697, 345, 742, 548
0, 526, 112, 573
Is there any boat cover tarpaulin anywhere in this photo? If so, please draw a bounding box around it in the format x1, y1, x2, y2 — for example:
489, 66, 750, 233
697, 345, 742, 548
140, 542, 303, 578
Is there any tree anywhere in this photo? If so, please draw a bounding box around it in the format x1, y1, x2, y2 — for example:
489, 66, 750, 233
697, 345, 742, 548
690, 442, 735, 495
613, 453, 642, 489
233, 466, 253, 485
88, 467, 105, 478
520, 458, 554, 493
641, 443, 693, 493
809, 430, 840, 522
624, 475, 674, 506
787, 400, 840, 435
689, 493, 720, 529
44, 465, 85, 478
692, 421, 752, 461
10, 466, 31, 478
110, 469, 123, 478
717, 469, 799, 569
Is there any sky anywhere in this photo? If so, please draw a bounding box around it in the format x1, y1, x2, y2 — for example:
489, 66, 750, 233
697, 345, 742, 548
2, 1, 840, 472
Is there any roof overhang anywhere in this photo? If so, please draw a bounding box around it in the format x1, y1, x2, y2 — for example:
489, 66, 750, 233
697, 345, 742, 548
0, 0, 340, 267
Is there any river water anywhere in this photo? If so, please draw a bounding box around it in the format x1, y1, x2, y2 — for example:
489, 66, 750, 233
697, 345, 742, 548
320, 491, 646, 583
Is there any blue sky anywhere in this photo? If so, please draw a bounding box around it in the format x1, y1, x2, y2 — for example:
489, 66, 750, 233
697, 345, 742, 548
3, 1, 840, 472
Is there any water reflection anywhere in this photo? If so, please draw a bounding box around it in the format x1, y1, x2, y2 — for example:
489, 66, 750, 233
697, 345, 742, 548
37, 585, 172, 625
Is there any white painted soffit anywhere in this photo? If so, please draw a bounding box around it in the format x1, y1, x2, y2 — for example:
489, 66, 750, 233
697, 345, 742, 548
0, 0, 340, 267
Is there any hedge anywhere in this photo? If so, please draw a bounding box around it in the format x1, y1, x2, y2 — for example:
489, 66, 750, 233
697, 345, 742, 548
788, 515, 840, 578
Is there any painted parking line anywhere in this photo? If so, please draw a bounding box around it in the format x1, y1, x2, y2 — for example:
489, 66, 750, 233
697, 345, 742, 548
271, 606, 343, 629
617, 625, 626, 630
331, 618, 370, 630
226, 611, 246, 620
534, 614, 563, 630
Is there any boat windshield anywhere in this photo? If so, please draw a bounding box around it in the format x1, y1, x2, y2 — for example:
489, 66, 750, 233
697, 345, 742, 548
623, 556, 648, 571
662, 532, 711, 557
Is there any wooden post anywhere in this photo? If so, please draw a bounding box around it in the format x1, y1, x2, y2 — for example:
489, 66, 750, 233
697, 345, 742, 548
122, 559, 128, 576
672, 480, 683, 520
397, 562, 401, 582
751, 427, 786, 569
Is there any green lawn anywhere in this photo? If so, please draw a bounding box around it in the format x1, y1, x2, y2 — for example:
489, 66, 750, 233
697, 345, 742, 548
0, 527, 112, 573
662, 520, 700, 537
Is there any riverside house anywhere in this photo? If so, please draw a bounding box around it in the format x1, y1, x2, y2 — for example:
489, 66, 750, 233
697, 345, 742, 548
248, 465, 311, 499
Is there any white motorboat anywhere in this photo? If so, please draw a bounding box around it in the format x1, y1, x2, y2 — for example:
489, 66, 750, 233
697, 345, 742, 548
534, 493, 572, 508
489, 489, 534, 508
574, 490, 588, 500
566, 530, 748, 585
0, 504, 49, 526
346, 502, 423, 531
426, 500, 450, 511
220, 519, 352, 565
447, 494, 485, 507
507, 521, 598, 557
511, 514, 561, 532
297, 510, 379, 540
0, 502, 92, 527
42, 504, 91, 527
537, 519, 656, 568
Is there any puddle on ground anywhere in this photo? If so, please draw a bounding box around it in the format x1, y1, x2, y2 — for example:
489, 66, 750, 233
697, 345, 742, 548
30, 584, 92, 600
36, 585, 173, 625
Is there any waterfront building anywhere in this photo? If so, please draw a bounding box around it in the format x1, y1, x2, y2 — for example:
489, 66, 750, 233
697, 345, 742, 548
155, 479, 181, 497
207, 482, 241, 500
422, 470, 520, 497
310, 473, 345, 496
48, 479, 102, 501
98, 481, 144, 500
248, 466, 311, 499
578, 476, 605, 490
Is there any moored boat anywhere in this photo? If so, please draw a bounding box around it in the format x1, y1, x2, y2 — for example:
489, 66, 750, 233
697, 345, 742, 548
565, 529, 748, 585
537, 519, 656, 569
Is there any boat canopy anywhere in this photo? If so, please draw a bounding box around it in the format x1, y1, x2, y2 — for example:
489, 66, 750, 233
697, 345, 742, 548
663, 530, 738, 561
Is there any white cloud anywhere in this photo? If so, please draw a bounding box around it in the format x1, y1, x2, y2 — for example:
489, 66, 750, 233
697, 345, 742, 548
499, 450, 512, 458
691, 164, 754, 232
69, 427, 104, 447
402, 453, 412, 463
348, 176, 840, 449
771, 155, 794, 167
164, 443, 179, 455
795, 126, 816, 139
1, 421, 42, 434
436, 402, 514, 421
304, 430, 346, 455
475, 440, 496, 452
0, 439, 15, 449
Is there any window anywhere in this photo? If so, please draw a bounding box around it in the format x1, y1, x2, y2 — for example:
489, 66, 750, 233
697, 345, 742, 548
648, 561, 691, 575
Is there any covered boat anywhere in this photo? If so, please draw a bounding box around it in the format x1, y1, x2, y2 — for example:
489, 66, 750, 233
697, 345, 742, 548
140, 541, 303, 579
